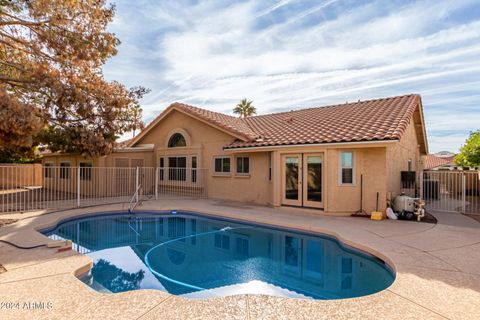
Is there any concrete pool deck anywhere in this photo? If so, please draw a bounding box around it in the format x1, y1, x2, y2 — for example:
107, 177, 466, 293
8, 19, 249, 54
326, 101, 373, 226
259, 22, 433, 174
0, 199, 479, 319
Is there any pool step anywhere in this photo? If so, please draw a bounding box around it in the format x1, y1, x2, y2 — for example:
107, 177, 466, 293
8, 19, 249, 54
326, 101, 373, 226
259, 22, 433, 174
180, 280, 311, 299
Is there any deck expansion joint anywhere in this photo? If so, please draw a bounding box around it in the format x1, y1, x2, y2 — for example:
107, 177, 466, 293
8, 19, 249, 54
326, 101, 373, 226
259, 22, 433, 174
386, 289, 451, 320
0, 271, 73, 285
136, 295, 174, 320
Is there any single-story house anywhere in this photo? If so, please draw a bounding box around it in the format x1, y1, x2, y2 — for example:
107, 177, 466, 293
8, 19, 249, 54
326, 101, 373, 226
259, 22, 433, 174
42, 94, 428, 215
425, 153, 480, 171
424, 154, 456, 170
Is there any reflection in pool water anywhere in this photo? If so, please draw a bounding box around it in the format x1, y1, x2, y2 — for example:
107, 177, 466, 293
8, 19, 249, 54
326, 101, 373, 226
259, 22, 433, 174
44, 212, 394, 299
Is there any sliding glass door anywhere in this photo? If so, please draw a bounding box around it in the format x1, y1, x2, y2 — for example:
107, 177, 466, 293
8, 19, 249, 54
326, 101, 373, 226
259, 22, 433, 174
282, 153, 323, 208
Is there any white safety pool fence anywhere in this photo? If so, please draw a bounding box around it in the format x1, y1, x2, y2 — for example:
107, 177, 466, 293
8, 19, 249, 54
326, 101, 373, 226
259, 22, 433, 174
0, 165, 208, 213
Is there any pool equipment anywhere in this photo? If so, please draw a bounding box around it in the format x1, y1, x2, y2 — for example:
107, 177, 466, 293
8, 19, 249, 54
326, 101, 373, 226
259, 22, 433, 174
393, 193, 425, 221
386, 207, 397, 220
413, 199, 426, 221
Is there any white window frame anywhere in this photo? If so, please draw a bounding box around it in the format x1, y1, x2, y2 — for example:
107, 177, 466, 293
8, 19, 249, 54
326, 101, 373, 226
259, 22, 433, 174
213, 156, 231, 176
339, 151, 355, 185
268, 152, 272, 181
159, 156, 165, 181
79, 161, 93, 181
167, 155, 187, 181
59, 161, 71, 180
191, 155, 198, 183
235, 156, 250, 176
44, 162, 54, 179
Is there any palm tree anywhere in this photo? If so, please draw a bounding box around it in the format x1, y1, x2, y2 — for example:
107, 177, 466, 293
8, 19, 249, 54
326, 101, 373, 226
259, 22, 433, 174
233, 99, 257, 118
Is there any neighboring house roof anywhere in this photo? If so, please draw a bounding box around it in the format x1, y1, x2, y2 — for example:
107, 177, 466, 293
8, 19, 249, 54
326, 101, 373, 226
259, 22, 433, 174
115, 138, 133, 149
425, 154, 455, 170
130, 94, 427, 152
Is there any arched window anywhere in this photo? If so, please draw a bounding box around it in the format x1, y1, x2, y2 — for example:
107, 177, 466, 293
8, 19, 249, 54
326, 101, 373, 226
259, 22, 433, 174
167, 133, 186, 148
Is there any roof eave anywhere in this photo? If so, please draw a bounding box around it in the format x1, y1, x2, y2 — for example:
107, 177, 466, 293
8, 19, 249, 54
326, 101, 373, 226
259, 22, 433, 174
223, 139, 399, 152
128, 103, 252, 147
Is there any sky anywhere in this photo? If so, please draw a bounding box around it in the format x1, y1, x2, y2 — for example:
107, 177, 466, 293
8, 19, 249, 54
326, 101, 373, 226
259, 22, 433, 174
102, 0, 480, 153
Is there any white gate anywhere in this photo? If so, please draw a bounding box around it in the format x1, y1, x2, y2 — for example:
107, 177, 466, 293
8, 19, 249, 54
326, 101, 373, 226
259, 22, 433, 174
422, 170, 480, 215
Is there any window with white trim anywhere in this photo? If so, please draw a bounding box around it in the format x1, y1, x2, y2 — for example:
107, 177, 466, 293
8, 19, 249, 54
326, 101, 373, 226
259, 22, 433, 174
340, 151, 354, 184
268, 152, 272, 181
191, 156, 197, 183
236, 156, 250, 175
214, 157, 230, 174
44, 163, 53, 178
59, 162, 71, 180
168, 156, 186, 181
79, 162, 92, 181
167, 133, 186, 148
159, 157, 165, 181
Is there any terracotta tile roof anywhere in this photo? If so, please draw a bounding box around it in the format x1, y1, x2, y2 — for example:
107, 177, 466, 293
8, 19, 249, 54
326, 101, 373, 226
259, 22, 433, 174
131, 94, 423, 150
115, 138, 133, 149
172, 103, 258, 141
425, 154, 455, 170
226, 94, 421, 149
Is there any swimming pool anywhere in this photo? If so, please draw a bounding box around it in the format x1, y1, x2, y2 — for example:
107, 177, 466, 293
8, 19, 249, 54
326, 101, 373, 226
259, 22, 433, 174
44, 211, 394, 300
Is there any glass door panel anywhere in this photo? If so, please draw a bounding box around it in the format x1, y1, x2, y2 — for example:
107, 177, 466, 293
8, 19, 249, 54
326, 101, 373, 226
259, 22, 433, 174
285, 157, 299, 200
303, 154, 323, 208
307, 156, 322, 202
282, 155, 302, 206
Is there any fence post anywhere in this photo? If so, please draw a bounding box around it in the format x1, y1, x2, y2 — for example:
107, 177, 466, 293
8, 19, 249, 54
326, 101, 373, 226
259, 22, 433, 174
462, 172, 466, 213
77, 167, 81, 207
135, 166, 139, 202
155, 167, 159, 200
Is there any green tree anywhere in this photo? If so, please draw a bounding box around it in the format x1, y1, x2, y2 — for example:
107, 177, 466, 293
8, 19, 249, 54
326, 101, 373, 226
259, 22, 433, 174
233, 98, 257, 118
0, 0, 148, 158
455, 130, 480, 166
92, 259, 145, 293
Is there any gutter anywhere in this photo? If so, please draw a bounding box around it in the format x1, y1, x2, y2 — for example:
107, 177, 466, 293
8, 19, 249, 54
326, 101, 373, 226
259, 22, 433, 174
113, 147, 154, 153
224, 139, 399, 153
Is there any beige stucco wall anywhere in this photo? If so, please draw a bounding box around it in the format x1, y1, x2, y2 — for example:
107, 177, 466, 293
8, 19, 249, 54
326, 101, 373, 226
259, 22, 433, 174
266, 145, 388, 215
325, 147, 387, 214
102, 151, 155, 168
39, 106, 426, 215
40, 152, 155, 196
385, 120, 422, 200
134, 110, 273, 205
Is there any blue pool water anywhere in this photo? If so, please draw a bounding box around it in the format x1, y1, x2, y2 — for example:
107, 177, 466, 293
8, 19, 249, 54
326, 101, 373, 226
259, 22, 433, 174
44, 211, 394, 299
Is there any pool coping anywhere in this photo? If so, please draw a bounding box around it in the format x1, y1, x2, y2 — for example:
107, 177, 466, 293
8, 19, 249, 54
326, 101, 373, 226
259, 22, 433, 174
1, 199, 480, 319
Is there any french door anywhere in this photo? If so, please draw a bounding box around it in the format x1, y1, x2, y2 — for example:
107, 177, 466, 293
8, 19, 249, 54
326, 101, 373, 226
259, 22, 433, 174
281, 153, 323, 208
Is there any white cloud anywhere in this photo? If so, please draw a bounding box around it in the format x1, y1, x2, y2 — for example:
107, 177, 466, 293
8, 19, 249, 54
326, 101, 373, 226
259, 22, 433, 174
107, 0, 480, 152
